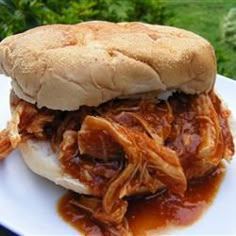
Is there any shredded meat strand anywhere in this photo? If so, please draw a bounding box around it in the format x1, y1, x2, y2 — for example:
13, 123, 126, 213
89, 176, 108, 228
103, 100, 174, 145
0, 101, 26, 159
210, 92, 235, 160
70, 196, 132, 235
0, 129, 14, 159
59, 130, 78, 161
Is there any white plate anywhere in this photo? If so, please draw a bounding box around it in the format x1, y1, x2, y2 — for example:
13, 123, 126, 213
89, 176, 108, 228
0, 74, 236, 235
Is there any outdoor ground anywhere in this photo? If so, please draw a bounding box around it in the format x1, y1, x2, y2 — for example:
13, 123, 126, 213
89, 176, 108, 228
166, 0, 236, 79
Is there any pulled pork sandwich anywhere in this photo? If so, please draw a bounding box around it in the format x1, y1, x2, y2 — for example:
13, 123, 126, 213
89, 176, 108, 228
0, 21, 235, 234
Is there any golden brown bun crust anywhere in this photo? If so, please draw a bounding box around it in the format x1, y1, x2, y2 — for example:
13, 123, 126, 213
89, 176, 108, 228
0, 21, 216, 110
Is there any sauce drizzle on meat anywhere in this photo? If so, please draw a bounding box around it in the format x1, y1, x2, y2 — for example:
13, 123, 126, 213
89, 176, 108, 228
58, 164, 226, 235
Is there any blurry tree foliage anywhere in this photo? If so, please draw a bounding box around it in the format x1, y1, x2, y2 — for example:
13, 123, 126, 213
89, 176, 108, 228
223, 8, 236, 49
0, 0, 167, 40
1, 0, 235, 78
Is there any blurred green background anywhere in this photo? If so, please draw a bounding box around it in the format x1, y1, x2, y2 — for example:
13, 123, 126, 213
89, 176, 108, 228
0, 0, 235, 79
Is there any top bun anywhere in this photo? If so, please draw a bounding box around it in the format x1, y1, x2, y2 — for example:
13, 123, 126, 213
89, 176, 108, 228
0, 21, 216, 111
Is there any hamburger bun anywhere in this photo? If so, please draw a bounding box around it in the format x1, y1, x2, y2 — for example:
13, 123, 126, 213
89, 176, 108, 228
0, 21, 216, 111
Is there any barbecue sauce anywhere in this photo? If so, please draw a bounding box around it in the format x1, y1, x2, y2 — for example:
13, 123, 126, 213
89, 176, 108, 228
57, 164, 226, 235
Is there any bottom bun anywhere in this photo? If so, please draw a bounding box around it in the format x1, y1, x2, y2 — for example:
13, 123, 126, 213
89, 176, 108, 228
19, 140, 91, 195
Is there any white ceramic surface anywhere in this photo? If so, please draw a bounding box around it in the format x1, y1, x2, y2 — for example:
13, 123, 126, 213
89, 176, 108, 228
0, 74, 235, 235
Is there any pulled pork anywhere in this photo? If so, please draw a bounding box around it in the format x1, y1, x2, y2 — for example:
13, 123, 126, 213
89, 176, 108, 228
0, 91, 234, 234
79, 115, 186, 224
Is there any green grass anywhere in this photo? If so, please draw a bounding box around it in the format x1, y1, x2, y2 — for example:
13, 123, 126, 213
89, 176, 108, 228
165, 0, 236, 79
